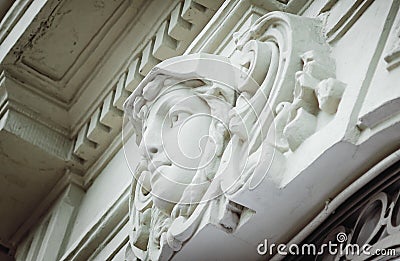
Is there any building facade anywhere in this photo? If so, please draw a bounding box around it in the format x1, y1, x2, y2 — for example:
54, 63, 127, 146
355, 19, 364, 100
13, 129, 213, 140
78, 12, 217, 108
0, 0, 399, 260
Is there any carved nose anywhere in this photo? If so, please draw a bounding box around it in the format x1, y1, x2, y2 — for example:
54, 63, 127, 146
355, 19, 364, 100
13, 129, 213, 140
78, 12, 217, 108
141, 130, 162, 159
140, 142, 161, 160
148, 146, 158, 155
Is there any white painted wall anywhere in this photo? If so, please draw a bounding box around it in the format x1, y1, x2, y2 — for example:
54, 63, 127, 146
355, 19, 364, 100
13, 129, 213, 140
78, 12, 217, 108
67, 135, 139, 250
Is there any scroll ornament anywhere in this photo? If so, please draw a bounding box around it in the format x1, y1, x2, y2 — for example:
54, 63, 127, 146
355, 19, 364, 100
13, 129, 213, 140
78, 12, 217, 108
124, 11, 347, 261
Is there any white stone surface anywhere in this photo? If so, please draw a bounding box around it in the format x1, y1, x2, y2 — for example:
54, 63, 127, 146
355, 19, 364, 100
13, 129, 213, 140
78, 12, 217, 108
6, 0, 400, 260
122, 1, 400, 260
66, 136, 138, 251
122, 9, 347, 260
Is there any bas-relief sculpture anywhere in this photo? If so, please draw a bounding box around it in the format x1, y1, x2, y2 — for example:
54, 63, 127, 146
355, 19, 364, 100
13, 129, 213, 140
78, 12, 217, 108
123, 11, 346, 261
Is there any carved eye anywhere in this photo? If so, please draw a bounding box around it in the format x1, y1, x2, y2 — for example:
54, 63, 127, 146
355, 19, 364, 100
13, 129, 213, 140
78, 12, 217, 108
169, 110, 191, 127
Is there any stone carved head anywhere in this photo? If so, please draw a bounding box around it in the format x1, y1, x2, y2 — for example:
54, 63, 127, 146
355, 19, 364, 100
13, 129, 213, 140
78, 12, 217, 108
123, 11, 347, 261
124, 54, 236, 215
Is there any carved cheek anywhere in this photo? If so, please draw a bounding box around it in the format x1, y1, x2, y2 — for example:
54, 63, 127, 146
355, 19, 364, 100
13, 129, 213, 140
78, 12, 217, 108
175, 116, 211, 168
161, 124, 180, 158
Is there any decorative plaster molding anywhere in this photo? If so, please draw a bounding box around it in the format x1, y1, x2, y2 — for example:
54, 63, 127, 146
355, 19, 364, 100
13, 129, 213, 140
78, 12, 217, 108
0, 0, 33, 47
59, 186, 130, 261
0, 0, 225, 250
124, 10, 346, 260
6, 0, 145, 104
10, 171, 83, 247
356, 2, 400, 131
323, 0, 374, 43
222, 11, 345, 195
14, 183, 84, 261
71, 0, 225, 169
0, 0, 226, 176
0, 105, 72, 161
0, 0, 226, 195
384, 20, 400, 70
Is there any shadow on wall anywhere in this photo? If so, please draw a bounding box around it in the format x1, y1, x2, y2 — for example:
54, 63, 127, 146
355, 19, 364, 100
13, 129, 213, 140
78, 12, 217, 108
0, 0, 14, 23
0, 244, 14, 261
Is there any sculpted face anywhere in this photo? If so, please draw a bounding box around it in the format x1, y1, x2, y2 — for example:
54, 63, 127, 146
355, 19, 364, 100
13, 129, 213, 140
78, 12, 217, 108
140, 86, 212, 214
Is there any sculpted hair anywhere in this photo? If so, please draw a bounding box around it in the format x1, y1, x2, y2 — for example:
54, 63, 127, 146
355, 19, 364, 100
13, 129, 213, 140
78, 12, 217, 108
124, 72, 235, 144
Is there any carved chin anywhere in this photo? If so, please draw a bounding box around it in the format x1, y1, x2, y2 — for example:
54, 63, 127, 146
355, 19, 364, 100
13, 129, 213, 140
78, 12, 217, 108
150, 165, 197, 214
152, 197, 176, 215
151, 179, 188, 215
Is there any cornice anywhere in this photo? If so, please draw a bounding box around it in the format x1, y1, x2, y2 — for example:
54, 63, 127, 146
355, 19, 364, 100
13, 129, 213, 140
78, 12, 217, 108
0, 0, 225, 249
0, 0, 311, 182
70, 0, 225, 169
0, 71, 70, 134
0, 0, 226, 171
0, 0, 33, 46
